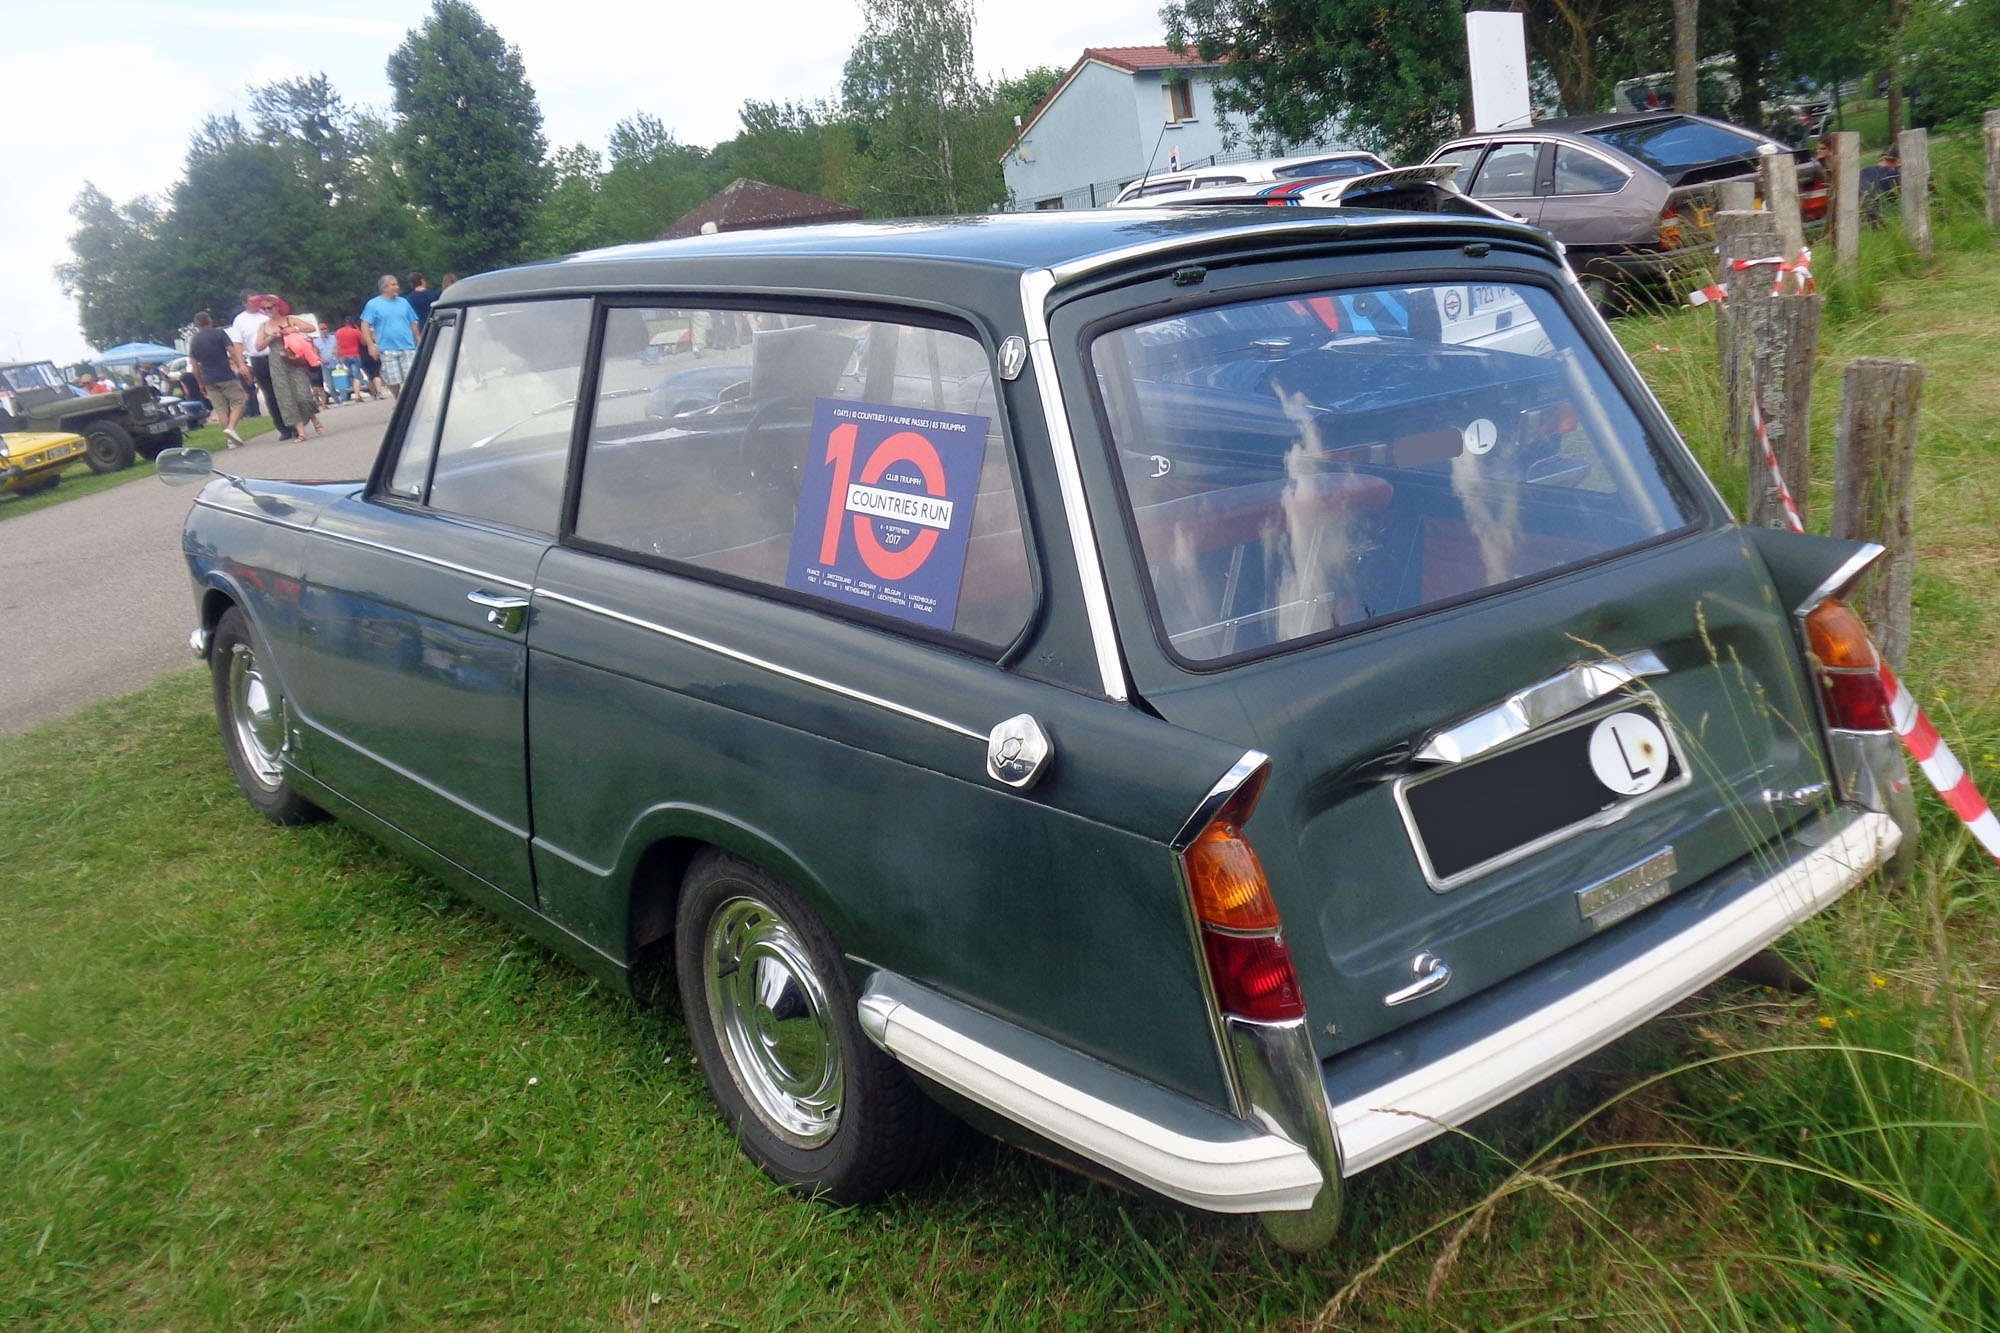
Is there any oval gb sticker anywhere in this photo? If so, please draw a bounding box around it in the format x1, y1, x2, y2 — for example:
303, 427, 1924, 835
1587, 711, 1672, 797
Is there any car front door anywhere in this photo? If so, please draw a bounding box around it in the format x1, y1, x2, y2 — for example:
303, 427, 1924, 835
295, 300, 591, 903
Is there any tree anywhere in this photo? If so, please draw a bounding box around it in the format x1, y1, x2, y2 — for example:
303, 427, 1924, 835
597, 114, 720, 242
251, 74, 358, 207
55, 185, 169, 348
1163, 0, 1470, 163
841, 0, 1006, 215
386, 0, 550, 273
533, 144, 614, 256
713, 99, 858, 202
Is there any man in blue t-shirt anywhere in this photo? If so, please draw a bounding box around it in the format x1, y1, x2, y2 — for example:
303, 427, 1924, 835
360, 274, 422, 400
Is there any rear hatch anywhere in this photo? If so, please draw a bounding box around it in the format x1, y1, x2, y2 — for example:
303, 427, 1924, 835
1064, 252, 1827, 1058
1582, 115, 1828, 232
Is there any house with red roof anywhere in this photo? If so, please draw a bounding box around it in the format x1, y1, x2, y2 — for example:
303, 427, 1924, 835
999, 47, 1235, 211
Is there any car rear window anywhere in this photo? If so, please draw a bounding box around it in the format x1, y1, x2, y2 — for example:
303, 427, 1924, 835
1583, 117, 1764, 172
1089, 281, 1698, 663
1272, 156, 1383, 180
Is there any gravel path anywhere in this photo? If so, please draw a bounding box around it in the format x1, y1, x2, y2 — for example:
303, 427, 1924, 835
0, 398, 396, 737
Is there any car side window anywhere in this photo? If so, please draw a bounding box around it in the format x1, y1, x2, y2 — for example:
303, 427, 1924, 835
1429, 147, 1484, 190
1470, 142, 1542, 197
573, 307, 1033, 648
1552, 147, 1628, 194
382, 318, 459, 501
424, 300, 590, 533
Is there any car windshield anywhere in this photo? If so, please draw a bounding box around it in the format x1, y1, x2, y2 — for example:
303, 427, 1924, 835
1090, 280, 1698, 663
2, 363, 66, 392
1583, 117, 1764, 171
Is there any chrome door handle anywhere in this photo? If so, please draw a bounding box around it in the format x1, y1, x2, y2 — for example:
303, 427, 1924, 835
467, 590, 530, 633
1382, 951, 1452, 1006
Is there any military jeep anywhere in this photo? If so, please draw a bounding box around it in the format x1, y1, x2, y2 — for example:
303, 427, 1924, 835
0, 360, 193, 472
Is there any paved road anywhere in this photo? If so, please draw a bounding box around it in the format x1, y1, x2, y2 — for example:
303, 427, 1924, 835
0, 398, 397, 737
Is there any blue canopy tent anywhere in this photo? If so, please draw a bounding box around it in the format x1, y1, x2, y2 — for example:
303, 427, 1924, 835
95, 341, 182, 366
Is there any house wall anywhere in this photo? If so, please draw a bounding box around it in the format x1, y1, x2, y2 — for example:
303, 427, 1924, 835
1002, 64, 1233, 210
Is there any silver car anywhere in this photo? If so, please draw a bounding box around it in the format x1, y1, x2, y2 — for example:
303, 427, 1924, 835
1424, 113, 1828, 308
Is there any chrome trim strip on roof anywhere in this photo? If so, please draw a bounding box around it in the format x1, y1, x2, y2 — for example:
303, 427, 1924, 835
537, 589, 987, 742
1330, 808, 1901, 1175
859, 974, 1324, 1214
1020, 267, 1129, 701
190, 496, 534, 591
1796, 542, 1884, 617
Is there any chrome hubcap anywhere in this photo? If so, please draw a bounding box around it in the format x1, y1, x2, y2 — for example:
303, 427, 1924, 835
703, 895, 842, 1147
227, 642, 285, 788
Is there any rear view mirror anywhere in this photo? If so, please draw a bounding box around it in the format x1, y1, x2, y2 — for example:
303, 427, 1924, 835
156, 448, 215, 487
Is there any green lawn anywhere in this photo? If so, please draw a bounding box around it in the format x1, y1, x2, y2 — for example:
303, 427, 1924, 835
3, 139, 1997, 1330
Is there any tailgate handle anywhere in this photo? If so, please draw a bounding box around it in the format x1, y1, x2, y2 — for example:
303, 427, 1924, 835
467, 590, 530, 633
1383, 952, 1452, 1007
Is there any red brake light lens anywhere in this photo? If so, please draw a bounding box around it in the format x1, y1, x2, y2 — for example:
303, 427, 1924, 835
1180, 767, 1306, 1023
1804, 600, 1893, 731
1201, 931, 1307, 1022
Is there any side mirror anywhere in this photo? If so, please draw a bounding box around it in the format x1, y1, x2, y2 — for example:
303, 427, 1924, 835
156, 447, 215, 487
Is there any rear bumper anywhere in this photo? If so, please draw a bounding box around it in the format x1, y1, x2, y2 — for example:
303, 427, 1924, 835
859, 806, 1899, 1242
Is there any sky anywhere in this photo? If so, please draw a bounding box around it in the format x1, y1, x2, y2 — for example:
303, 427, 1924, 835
0, 0, 1170, 364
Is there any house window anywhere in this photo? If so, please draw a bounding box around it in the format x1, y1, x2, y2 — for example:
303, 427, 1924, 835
1164, 77, 1194, 123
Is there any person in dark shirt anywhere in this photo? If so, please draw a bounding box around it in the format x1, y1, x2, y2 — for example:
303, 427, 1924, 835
1860, 149, 1901, 224
188, 310, 250, 445
405, 271, 439, 325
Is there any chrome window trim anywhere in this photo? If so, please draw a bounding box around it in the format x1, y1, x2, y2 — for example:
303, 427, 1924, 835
1020, 267, 1129, 701
857, 973, 1326, 1214
1332, 809, 1901, 1175
537, 588, 987, 742
1393, 689, 1694, 891
190, 496, 534, 591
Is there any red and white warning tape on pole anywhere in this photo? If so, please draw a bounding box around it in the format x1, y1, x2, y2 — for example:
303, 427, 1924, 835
1687, 260, 2000, 862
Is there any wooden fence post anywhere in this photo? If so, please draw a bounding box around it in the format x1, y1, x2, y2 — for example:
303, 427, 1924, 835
1985, 110, 2000, 230
1831, 358, 1925, 668
1898, 128, 1933, 259
1719, 180, 1757, 213
1829, 130, 1861, 265
1759, 146, 1807, 259
1714, 210, 1782, 466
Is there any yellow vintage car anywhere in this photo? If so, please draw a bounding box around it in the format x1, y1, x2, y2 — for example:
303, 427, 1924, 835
0, 429, 91, 495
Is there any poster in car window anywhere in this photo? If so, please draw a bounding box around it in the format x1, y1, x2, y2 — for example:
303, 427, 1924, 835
785, 397, 989, 629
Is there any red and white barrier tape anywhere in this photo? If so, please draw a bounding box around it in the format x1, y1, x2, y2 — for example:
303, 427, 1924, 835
1688, 263, 1999, 863
1729, 246, 1815, 295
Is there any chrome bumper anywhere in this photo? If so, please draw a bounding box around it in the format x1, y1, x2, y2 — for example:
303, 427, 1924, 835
858, 807, 1899, 1248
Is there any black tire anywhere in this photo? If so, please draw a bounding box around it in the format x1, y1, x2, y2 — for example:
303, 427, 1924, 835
211, 607, 326, 825
81, 419, 136, 473
675, 850, 950, 1204
137, 430, 183, 461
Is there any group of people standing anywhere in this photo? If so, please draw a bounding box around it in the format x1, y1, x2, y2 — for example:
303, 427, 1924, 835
185, 271, 451, 447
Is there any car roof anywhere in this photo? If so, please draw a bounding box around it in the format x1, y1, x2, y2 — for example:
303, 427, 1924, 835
441, 210, 1558, 310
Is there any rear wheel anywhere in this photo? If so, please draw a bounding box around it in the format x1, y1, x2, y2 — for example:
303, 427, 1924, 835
211, 607, 326, 825
81, 420, 136, 473
675, 850, 950, 1203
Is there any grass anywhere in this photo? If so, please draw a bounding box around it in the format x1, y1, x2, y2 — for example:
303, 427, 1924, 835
0, 416, 279, 522
3, 136, 1998, 1330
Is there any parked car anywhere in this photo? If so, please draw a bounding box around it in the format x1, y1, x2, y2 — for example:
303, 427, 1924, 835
0, 428, 90, 495
1422, 113, 1828, 307
0, 360, 196, 472
1109, 149, 1392, 205
159, 208, 1912, 1249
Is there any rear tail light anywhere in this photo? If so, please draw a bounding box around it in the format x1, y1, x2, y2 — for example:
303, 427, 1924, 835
1181, 768, 1306, 1022
1805, 600, 1894, 732
1656, 203, 1684, 250
1521, 401, 1580, 438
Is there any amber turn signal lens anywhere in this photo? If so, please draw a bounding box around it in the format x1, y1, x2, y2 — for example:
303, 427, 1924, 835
1185, 822, 1280, 931
1805, 600, 1880, 670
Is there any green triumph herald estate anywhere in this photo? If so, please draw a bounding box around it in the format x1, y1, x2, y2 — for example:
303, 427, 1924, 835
160, 208, 1914, 1249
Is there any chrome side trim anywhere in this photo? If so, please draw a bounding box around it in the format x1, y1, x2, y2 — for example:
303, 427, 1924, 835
1227, 1016, 1344, 1246
1827, 729, 1917, 878
1331, 809, 1901, 1176
1170, 749, 1271, 852
858, 975, 1324, 1214
1795, 542, 1885, 617
1020, 268, 1128, 701
190, 496, 534, 591
299, 711, 531, 842
538, 589, 987, 742
1414, 652, 1667, 765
